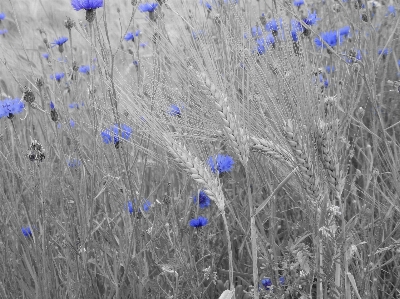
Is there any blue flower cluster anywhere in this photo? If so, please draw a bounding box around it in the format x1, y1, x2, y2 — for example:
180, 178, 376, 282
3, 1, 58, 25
52, 37, 68, 46
168, 105, 181, 117
21, 227, 32, 238
0, 98, 25, 119
314, 26, 350, 49
50, 73, 65, 81
101, 124, 133, 145
67, 158, 81, 168
71, 0, 103, 11
193, 190, 211, 209
189, 216, 208, 228
207, 154, 234, 174
124, 30, 141, 41
126, 199, 151, 214
138, 3, 158, 12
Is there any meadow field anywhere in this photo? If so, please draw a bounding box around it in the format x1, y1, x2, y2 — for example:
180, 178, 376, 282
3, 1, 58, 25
0, 0, 399, 298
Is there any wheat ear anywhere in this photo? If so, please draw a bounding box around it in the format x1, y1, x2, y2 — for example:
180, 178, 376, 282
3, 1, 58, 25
250, 136, 295, 168
316, 120, 343, 201
199, 72, 249, 165
284, 119, 320, 200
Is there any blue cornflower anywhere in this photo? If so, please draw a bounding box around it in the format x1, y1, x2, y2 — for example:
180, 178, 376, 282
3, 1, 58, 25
101, 124, 133, 144
133, 60, 139, 66
265, 33, 275, 45
256, 38, 266, 55
169, 105, 181, 117
0, 13, 5, 20
261, 278, 272, 290
293, 0, 304, 7
378, 48, 392, 56
78, 65, 91, 74
42, 53, 49, 59
207, 154, 234, 174
71, 0, 103, 11
52, 37, 68, 46
339, 26, 350, 38
50, 101, 55, 109
50, 73, 65, 82
140, 42, 147, 48
279, 276, 285, 285
251, 26, 263, 38
138, 3, 158, 12
189, 216, 208, 228
0, 29, 8, 35
315, 31, 342, 49
21, 227, 33, 238
0, 98, 25, 119
200, 0, 212, 10
265, 19, 279, 32
69, 102, 79, 108
143, 200, 151, 212
319, 74, 328, 88
127, 201, 134, 214
192, 30, 204, 39
387, 5, 396, 16
326, 66, 335, 73
303, 11, 319, 26
124, 30, 140, 41
193, 190, 211, 209
67, 158, 81, 167
70, 119, 75, 127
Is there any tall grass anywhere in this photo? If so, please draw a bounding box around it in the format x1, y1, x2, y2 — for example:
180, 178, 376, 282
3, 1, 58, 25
0, 0, 400, 298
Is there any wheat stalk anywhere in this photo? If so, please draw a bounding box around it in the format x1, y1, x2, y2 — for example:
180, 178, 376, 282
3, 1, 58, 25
284, 119, 320, 201
198, 72, 249, 165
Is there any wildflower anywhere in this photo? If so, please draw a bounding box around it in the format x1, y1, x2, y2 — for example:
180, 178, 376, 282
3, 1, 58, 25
0, 98, 25, 119
50, 101, 55, 110
303, 11, 319, 26
138, 3, 158, 12
143, 200, 151, 211
279, 276, 285, 285
339, 26, 350, 38
265, 19, 280, 32
192, 30, 204, 39
42, 53, 49, 59
101, 124, 133, 145
200, 0, 212, 10
21, 227, 33, 238
261, 278, 272, 290
326, 66, 335, 73
293, 0, 304, 7
140, 42, 147, 48
71, 0, 103, 22
50, 72, 65, 82
69, 102, 80, 108
256, 38, 266, 55
387, 5, 396, 16
127, 201, 134, 214
319, 74, 328, 88
0, 29, 8, 35
124, 30, 140, 41
52, 36, 68, 46
67, 158, 81, 167
207, 154, 234, 174
70, 119, 75, 127
169, 105, 181, 117
133, 60, 139, 66
378, 48, 391, 56
265, 33, 275, 46
314, 31, 343, 49
71, 0, 103, 11
193, 190, 211, 209
0, 13, 5, 21
52, 37, 68, 53
251, 26, 263, 38
78, 65, 91, 74
189, 216, 208, 228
